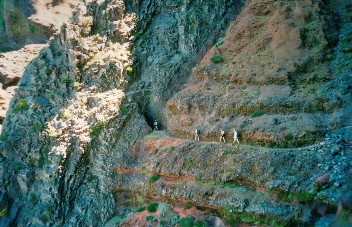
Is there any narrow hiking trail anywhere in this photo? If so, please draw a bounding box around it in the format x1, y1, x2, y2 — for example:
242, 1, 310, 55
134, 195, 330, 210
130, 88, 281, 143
140, 126, 352, 153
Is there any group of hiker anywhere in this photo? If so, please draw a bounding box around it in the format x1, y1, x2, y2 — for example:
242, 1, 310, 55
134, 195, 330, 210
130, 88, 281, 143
153, 120, 239, 144
195, 127, 240, 144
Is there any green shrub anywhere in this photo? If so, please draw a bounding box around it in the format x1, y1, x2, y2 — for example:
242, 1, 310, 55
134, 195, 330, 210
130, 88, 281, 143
29, 24, 37, 34
194, 221, 205, 227
215, 38, 224, 47
149, 174, 160, 183
176, 216, 194, 227
186, 202, 193, 209
31, 124, 42, 133
147, 202, 158, 213
146, 215, 154, 222
119, 106, 129, 116
61, 78, 71, 84
15, 98, 29, 112
307, 87, 316, 93
135, 206, 146, 213
284, 133, 294, 141
126, 66, 133, 76
169, 146, 176, 152
211, 55, 224, 63
223, 182, 238, 188
297, 192, 315, 203
250, 111, 263, 118
281, 192, 314, 203
0, 208, 7, 217
90, 121, 106, 136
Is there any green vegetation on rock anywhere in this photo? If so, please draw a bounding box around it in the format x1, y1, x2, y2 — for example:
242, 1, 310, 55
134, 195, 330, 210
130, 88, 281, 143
149, 174, 160, 183
211, 55, 224, 63
250, 111, 263, 118
146, 215, 154, 221
281, 191, 315, 203
90, 121, 106, 136
15, 98, 29, 112
176, 216, 194, 227
0, 208, 7, 217
221, 209, 288, 227
284, 133, 294, 141
147, 202, 158, 213
169, 146, 176, 152
135, 206, 146, 213
215, 38, 224, 47
175, 216, 205, 227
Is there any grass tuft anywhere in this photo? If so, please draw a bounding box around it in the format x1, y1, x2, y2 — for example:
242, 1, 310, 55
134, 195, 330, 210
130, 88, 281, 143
149, 174, 160, 183
211, 55, 224, 63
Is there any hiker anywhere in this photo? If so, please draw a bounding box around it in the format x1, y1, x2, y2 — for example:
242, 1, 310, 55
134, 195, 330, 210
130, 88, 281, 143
220, 130, 226, 143
233, 129, 239, 144
194, 127, 200, 141
153, 120, 158, 131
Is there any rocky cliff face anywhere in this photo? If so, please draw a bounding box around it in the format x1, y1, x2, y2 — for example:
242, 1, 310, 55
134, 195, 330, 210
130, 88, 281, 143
0, 0, 351, 226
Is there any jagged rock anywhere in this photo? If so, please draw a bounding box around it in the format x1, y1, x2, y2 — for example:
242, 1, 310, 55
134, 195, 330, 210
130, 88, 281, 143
315, 174, 330, 187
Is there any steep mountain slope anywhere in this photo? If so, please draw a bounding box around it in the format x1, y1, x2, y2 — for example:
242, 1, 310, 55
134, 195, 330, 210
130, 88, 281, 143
0, 0, 351, 226
167, 0, 352, 147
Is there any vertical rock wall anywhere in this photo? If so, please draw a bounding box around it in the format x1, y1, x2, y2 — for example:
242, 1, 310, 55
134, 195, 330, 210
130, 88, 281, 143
0, 0, 147, 225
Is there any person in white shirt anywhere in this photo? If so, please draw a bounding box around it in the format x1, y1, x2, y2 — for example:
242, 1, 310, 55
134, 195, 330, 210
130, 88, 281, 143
194, 127, 200, 141
233, 129, 239, 144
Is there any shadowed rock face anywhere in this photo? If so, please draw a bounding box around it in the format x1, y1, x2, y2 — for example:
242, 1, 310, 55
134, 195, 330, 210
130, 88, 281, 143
0, 0, 351, 226
127, 0, 246, 127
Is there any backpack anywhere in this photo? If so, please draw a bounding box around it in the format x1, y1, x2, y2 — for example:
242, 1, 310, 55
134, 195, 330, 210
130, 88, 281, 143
195, 129, 200, 135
